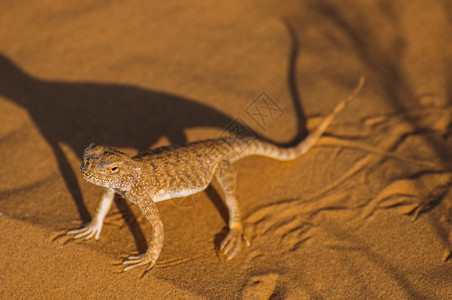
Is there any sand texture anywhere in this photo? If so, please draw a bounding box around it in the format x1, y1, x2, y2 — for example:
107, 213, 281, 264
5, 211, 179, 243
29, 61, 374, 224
1, 0, 452, 298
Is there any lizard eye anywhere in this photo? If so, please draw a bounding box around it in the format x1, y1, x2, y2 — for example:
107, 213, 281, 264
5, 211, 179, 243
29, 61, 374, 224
111, 166, 119, 173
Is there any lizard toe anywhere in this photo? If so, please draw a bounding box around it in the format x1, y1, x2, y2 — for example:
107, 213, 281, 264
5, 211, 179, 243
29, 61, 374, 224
220, 228, 249, 260
122, 253, 157, 273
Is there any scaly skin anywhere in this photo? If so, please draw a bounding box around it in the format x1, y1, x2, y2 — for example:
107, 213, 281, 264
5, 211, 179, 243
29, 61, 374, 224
66, 76, 365, 275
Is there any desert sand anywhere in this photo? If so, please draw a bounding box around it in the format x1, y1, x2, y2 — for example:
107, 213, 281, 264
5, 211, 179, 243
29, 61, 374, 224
1, 0, 452, 298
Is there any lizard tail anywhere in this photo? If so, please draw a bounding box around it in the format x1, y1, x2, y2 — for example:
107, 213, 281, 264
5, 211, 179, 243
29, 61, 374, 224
236, 75, 365, 162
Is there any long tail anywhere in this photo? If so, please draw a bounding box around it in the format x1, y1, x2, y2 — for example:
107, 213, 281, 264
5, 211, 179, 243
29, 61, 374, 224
234, 75, 365, 162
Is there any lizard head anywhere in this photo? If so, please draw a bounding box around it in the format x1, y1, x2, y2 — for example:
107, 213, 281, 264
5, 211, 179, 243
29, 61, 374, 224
80, 143, 141, 190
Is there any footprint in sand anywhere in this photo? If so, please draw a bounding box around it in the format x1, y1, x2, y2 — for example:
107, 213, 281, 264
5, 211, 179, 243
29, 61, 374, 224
241, 273, 280, 300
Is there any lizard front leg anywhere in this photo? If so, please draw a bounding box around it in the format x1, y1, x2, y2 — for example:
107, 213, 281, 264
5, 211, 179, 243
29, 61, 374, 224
215, 160, 250, 260
122, 194, 164, 274
68, 188, 115, 239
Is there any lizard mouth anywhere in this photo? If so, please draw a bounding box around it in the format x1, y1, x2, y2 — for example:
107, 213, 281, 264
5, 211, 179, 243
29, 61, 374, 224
81, 170, 129, 190
81, 171, 105, 187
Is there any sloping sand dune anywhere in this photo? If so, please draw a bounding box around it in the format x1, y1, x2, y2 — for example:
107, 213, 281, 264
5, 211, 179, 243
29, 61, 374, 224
1, 0, 452, 298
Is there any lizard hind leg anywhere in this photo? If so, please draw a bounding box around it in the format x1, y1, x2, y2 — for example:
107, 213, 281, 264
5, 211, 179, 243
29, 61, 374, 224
215, 160, 250, 260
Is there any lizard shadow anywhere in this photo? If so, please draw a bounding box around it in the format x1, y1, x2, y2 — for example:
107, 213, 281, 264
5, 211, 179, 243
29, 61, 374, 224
0, 54, 253, 251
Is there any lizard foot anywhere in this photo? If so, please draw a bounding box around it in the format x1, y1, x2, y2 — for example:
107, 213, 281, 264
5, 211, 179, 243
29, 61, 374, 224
67, 220, 103, 240
122, 251, 158, 276
220, 228, 250, 260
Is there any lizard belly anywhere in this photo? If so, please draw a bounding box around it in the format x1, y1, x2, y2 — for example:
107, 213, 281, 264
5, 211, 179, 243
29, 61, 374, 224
152, 186, 206, 202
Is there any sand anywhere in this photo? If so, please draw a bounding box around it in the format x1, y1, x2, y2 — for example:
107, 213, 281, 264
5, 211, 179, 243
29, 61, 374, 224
1, 0, 452, 298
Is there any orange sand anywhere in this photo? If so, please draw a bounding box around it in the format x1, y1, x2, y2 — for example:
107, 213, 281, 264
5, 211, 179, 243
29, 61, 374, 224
1, 1, 452, 298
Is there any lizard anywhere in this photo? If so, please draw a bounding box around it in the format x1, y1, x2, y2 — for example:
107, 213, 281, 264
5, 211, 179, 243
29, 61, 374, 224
65, 76, 365, 275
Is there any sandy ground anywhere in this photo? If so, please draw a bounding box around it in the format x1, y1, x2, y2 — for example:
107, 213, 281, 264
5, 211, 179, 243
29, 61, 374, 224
1, 0, 452, 298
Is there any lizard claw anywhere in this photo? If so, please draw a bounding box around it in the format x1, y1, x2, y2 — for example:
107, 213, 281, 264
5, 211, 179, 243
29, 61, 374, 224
220, 228, 250, 260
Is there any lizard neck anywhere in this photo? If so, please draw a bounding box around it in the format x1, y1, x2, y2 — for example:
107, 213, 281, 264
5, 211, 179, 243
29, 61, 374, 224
115, 188, 136, 204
